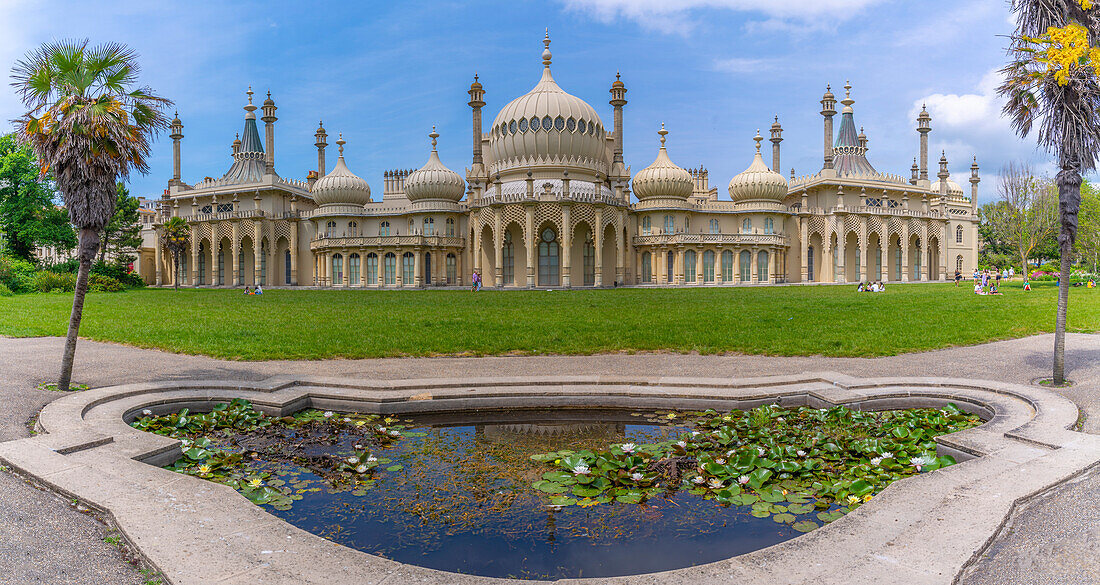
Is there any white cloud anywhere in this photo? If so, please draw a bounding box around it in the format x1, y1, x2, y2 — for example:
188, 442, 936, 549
711, 57, 775, 73
559, 0, 886, 34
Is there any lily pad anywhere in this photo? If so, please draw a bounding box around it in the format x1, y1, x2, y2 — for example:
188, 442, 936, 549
792, 520, 819, 532
772, 513, 796, 523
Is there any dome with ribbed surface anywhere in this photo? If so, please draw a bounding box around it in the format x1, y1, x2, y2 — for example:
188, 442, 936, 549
729, 132, 788, 203
311, 136, 371, 206
633, 125, 693, 200
488, 33, 607, 178
405, 129, 465, 202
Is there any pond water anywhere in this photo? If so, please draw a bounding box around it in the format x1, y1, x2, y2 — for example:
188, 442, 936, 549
227, 410, 819, 579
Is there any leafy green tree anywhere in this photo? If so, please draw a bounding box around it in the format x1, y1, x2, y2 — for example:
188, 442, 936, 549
161, 216, 189, 291
0, 133, 75, 262
983, 164, 1057, 277
1077, 180, 1100, 271
99, 182, 142, 265
11, 39, 171, 391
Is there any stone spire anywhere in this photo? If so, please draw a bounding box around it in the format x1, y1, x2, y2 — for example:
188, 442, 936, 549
314, 120, 328, 176
609, 70, 628, 179
769, 115, 783, 172
261, 90, 277, 174
821, 85, 837, 171
468, 73, 486, 171
169, 111, 183, 186
910, 157, 919, 185
917, 104, 932, 184
970, 156, 980, 214
938, 150, 950, 197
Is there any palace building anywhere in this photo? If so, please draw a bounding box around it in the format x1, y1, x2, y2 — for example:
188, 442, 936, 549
140, 33, 980, 289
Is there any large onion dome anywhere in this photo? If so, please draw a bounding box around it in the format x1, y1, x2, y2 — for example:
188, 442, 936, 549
488, 32, 607, 178
405, 128, 465, 202
311, 135, 371, 206
633, 124, 693, 200
728, 132, 788, 203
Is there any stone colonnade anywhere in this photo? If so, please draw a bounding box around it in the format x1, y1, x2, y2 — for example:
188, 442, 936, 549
796, 212, 947, 283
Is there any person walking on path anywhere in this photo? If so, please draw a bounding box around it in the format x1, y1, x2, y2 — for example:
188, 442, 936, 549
955, 270, 962, 287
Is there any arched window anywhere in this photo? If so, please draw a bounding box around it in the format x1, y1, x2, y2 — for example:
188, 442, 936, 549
684, 250, 697, 283
284, 249, 291, 284
366, 253, 378, 285
502, 231, 514, 285
446, 253, 457, 284
956, 255, 964, 272
424, 252, 432, 285
956, 225, 964, 244
402, 252, 415, 285
742, 218, 752, 234
894, 240, 902, 281
379, 221, 390, 237
348, 221, 358, 237
807, 246, 815, 282
408, 219, 415, 234
538, 228, 560, 286
664, 215, 674, 234
641, 252, 652, 283
446, 217, 455, 237
197, 243, 206, 285
758, 250, 770, 282
913, 239, 922, 281
667, 250, 675, 284
642, 216, 652, 235
703, 250, 715, 282
331, 253, 343, 285
218, 247, 225, 285
764, 218, 774, 234
721, 250, 734, 281
684, 216, 690, 232
739, 250, 752, 282
260, 241, 267, 284
874, 246, 882, 281
178, 254, 188, 286
348, 253, 360, 285
583, 239, 595, 286
325, 221, 336, 238
424, 217, 435, 236
709, 219, 720, 234
383, 252, 396, 285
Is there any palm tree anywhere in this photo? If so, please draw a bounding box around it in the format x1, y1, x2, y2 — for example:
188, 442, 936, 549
11, 40, 171, 391
161, 216, 190, 291
1000, 1, 1100, 385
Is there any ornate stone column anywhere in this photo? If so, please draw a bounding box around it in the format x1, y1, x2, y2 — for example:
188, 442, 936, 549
799, 217, 808, 282
231, 222, 240, 286
289, 221, 299, 286
493, 207, 503, 288
525, 204, 535, 288
615, 210, 625, 285
751, 248, 759, 284
154, 231, 162, 286
594, 207, 604, 287
560, 204, 572, 288
210, 237, 218, 285
414, 248, 422, 287
190, 229, 199, 286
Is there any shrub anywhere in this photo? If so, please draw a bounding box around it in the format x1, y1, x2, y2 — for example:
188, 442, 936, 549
88, 273, 124, 292
91, 261, 145, 288
32, 271, 76, 293
0, 282, 12, 297
0, 254, 38, 293
45, 258, 80, 274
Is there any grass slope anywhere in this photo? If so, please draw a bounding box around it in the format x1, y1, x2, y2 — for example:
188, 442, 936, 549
0, 282, 1096, 360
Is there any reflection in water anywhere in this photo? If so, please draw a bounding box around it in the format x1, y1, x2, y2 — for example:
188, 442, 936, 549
257, 412, 809, 579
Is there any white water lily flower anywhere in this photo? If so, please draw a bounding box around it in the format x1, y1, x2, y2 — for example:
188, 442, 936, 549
355, 465, 367, 474
707, 478, 724, 489
141, 409, 152, 416
366, 455, 377, 463
631, 472, 644, 481
620, 443, 636, 454
870, 457, 883, 466
911, 454, 937, 471
777, 417, 785, 423
726, 450, 736, 456
343, 417, 352, 423
676, 441, 687, 448
572, 464, 590, 476
354, 444, 363, 450
346, 457, 358, 464
715, 458, 726, 465
690, 431, 700, 437
389, 430, 401, 437
739, 475, 750, 485
323, 411, 334, 418
693, 476, 706, 485
758, 448, 766, 456
881, 452, 895, 459
197, 465, 211, 474
797, 450, 806, 457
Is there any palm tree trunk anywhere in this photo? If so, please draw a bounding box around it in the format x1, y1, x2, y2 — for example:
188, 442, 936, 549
1053, 163, 1082, 386
58, 228, 100, 392
173, 251, 180, 291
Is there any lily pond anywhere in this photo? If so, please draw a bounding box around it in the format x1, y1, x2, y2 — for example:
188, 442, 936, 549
132, 400, 982, 579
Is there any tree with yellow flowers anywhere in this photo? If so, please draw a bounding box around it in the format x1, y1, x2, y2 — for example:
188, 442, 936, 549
1000, 0, 1099, 385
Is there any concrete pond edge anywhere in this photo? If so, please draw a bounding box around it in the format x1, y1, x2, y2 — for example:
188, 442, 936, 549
1, 372, 1098, 585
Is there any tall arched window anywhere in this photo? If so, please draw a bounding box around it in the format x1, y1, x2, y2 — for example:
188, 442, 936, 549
833, 245, 840, 281
641, 252, 652, 283
284, 249, 291, 284
956, 255, 964, 272
583, 239, 595, 286
642, 216, 652, 235
538, 228, 560, 286
424, 217, 435, 236
684, 216, 690, 232
807, 246, 815, 282
366, 253, 378, 285
703, 250, 715, 282
325, 221, 336, 237
739, 250, 751, 282
913, 239, 922, 281
956, 225, 964, 244
764, 218, 774, 234
684, 250, 697, 283
874, 246, 882, 281
349, 221, 358, 237
666, 250, 675, 284
894, 240, 902, 281
664, 215, 674, 234
218, 247, 225, 285
721, 250, 733, 281
348, 253, 360, 285
383, 252, 396, 285
709, 219, 720, 234
502, 231, 514, 285
178, 254, 188, 285
424, 252, 432, 285
446, 253, 457, 284
446, 217, 455, 237
758, 250, 770, 282
402, 252, 415, 285
742, 218, 752, 234
853, 247, 860, 280
380, 221, 390, 237
197, 243, 206, 285
331, 253, 344, 285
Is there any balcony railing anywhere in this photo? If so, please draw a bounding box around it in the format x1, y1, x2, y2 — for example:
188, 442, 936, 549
632, 233, 789, 247
788, 205, 945, 219
310, 235, 466, 249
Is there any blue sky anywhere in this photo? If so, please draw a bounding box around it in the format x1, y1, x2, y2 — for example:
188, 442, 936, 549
0, 0, 1050, 203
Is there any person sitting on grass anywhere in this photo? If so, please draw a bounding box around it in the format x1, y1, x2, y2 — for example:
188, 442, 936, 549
243, 286, 252, 295
255, 284, 263, 295
1089, 279, 1096, 288
857, 282, 865, 292
974, 282, 984, 295
1023, 280, 1032, 291
990, 282, 1001, 295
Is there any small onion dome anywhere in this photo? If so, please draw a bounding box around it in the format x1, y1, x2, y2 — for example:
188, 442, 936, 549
632, 124, 693, 200
728, 131, 788, 203
405, 127, 465, 202
311, 134, 371, 206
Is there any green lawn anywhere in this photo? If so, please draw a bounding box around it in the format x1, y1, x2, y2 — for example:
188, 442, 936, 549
0, 282, 1097, 360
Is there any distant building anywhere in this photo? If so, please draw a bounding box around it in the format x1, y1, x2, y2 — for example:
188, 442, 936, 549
142, 33, 979, 288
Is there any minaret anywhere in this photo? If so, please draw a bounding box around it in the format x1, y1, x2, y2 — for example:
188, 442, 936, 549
261, 91, 277, 174
938, 151, 950, 198
857, 126, 868, 153
169, 111, 183, 187
917, 104, 931, 186
467, 73, 485, 172
609, 71, 628, 174
970, 156, 980, 215
910, 158, 919, 185
770, 116, 783, 172
314, 120, 328, 176
232, 133, 241, 156
821, 85, 837, 173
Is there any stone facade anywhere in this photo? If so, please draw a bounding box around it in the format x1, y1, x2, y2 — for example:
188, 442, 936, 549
142, 35, 979, 288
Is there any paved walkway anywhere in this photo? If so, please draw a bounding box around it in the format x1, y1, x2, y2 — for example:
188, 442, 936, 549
0, 333, 1097, 584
